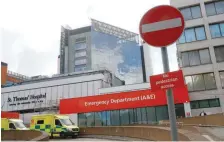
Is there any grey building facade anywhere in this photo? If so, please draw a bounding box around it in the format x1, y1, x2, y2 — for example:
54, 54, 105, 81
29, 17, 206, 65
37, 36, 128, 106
170, 0, 224, 116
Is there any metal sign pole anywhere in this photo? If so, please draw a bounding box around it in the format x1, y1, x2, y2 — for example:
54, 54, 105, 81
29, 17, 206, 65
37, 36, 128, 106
161, 47, 178, 141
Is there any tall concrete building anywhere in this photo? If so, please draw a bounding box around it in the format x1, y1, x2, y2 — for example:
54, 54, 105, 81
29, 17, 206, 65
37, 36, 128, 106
170, 0, 224, 116
59, 19, 150, 84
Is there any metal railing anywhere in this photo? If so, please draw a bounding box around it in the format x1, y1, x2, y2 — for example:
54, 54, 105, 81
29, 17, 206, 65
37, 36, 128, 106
7, 70, 31, 80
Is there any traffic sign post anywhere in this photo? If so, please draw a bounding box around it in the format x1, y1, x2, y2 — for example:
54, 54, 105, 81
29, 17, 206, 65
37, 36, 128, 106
139, 5, 185, 141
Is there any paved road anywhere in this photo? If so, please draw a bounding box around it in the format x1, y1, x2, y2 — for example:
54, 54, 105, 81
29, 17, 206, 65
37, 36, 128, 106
50, 138, 116, 141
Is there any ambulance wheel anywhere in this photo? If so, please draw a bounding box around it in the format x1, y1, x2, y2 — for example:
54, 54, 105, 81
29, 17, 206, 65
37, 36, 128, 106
72, 135, 77, 138
50, 133, 53, 139
60, 132, 67, 139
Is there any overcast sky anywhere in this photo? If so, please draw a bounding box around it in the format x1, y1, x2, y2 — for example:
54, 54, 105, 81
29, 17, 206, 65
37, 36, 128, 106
0, 0, 178, 77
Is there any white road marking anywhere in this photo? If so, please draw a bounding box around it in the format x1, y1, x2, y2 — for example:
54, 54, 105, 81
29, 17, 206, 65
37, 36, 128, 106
202, 135, 214, 141
142, 18, 182, 33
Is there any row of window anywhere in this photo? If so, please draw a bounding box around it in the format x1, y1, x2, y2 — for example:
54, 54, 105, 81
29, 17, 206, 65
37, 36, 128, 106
185, 73, 216, 92
191, 98, 220, 109
185, 71, 224, 92
181, 45, 224, 68
180, 1, 224, 21
78, 105, 171, 127
178, 22, 224, 44
181, 48, 211, 67
178, 26, 206, 43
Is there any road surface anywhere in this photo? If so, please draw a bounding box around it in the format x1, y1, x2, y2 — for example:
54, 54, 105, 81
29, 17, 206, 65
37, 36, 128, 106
50, 138, 116, 141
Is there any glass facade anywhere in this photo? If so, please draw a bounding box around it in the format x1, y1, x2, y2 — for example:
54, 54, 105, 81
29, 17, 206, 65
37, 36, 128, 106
78, 105, 184, 127
91, 29, 143, 84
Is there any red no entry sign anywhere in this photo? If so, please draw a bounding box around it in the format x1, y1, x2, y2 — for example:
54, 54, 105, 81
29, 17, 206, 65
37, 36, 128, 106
139, 5, 185, 47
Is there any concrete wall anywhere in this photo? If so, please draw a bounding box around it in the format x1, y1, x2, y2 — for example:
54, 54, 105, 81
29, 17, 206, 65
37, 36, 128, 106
79, 126, 190, 141
171, 0, 224, 115
177, 113, 224, 126
1, 130, 49, 141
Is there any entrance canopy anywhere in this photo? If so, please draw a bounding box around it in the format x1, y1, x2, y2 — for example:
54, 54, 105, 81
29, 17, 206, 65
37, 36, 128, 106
60, 86, 189, 114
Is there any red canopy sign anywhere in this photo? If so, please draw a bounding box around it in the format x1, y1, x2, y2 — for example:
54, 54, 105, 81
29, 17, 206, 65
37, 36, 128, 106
60, 86, 189, 114
150, 70, 185, 91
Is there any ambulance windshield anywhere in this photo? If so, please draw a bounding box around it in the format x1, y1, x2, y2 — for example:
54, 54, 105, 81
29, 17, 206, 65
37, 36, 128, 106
14, 122, 26, 129
60, 119, 73, 126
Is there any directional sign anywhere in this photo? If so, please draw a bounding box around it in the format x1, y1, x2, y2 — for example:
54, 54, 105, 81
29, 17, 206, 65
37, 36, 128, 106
150, 70, 185, 91
139, 5, 185, 47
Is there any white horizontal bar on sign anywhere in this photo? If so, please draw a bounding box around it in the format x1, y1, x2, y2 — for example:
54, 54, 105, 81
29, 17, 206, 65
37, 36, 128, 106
142, 18, 182, 33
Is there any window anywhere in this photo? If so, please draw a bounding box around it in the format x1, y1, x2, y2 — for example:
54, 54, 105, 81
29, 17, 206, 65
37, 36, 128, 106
192, 74, 205, 91
141, 107, 147, 124
75, 59, 87, 65
146, 107, 156, 124
209, 23, 224, 38
195, 27, 206, 40
185, 76, 193, 91
189, 50, 200, 66
214, 45, 224, 62
180, 5, 202, 20
128, 109, 135, 124
9, 123, 16, 129
199, 49, 211, 64
156, 106, 168, 121
86, 112, 95, 127
37, 120, 44, 124
185, 73, 216, 92
178, 26, 206, 43
14, 122, 26, 129
55, 119, 62, 126
75, 64, 87, 72
185, 29, 196, 42
209, 98, 220, 107
75, 51, 87, 58
95, 112, 102, 126
60, 119, 73, 126
76, 37, 86, 43
205, 1, 224, 16
136, 108, 142, 124
120, 109, 130, 125
199, 100, 210, 108
203, 73, 217, 90
190, 101, 199, 109
78, 113, 86, 127
181, 48, 211, 67
191, 99, 220, 109
219, 71, 224, 88
101, 111, 107, 126
110, 110, 120, 126
75, 42, 87, 50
